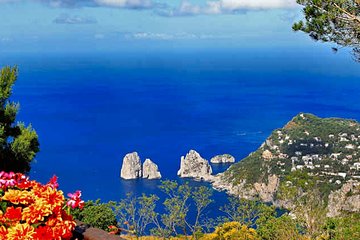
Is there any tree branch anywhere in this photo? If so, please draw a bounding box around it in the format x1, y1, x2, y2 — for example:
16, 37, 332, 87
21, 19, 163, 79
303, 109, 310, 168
333, 2, 360, 24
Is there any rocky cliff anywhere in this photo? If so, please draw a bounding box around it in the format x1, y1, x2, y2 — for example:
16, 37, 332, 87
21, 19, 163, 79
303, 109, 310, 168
213, 113, 360, 216
177, 150, 213, 181
327, 180, 360, 217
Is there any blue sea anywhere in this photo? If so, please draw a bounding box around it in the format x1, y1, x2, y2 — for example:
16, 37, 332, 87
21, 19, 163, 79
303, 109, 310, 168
1, 46, 360, 218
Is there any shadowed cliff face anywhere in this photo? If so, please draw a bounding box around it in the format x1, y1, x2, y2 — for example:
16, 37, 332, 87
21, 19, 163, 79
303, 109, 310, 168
216, 113, 360, 216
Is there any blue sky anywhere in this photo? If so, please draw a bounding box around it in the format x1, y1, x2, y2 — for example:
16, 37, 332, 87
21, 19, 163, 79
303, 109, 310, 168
0, 0, 320, 53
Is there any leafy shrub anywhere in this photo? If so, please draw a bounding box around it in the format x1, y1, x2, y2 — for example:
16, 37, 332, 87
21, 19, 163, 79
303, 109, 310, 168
76, 200, 117, 231
257, 215, 308, 240
324, 214, 360, 240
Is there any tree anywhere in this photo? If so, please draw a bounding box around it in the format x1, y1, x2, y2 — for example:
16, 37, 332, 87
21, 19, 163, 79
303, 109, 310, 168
0, 66, 39, 173
113, 193, 159, 237
324, 213, 360, 239
189, 186, 213, 238
257, 215, 308, 240
219, 197, 275, 228
293, 0, 360, 61
276, 171, 328, 238
148, 181, 214, 239
155, 180, 192, 238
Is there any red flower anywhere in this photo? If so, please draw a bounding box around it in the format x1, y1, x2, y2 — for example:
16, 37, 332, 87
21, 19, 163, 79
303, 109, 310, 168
47, 175, 59, 189
33, 225, 54, 240
4, 206, 22, 222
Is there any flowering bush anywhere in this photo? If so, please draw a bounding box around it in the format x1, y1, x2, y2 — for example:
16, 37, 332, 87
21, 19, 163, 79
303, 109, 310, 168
202, 222, 260, 240
0, 171, 84, 239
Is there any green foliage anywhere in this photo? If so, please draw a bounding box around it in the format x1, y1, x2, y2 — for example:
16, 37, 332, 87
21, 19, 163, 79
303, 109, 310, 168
293, 0, 360, 61
70, 182, 360, 240
276, 170, 317, 201
224, 151, 266, 185
112, 181, 215, 239
157, 180, 192, 237
257, 215, 306, 240
275, 170, 328, 238
226, 113, 360, 210
0, 66, 39, 173
74, 200, 117, 231
323, 213, 360, 240
191, 186, 214, 236
114, 193, 159, 237
282, 113, 358, 146
294, 189, 327, 238
152, 180, 214, 238
219, 197, 276, 228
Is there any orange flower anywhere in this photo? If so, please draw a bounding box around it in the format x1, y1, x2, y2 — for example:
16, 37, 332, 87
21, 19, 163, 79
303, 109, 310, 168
0, 226, 8, 238
7, 223, 35, 240
52, 220, 76, 240
41, 187, 64, 209
2, 189, 34, 205
45, 207, 62, 228
22, 199, 52, 224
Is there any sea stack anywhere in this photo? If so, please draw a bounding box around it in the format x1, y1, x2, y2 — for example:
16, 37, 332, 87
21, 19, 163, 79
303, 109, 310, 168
210, 154, 235, 164
120, 152, 142, 179
177, 150, 212, 180
120, 152, 161, 180
142, 158, 162, 179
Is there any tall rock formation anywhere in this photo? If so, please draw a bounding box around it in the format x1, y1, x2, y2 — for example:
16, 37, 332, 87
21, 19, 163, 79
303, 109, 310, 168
177, 150, 213, 180
143, 159, 162, 179
120, 152, 162, 180
120, 152, 142, 180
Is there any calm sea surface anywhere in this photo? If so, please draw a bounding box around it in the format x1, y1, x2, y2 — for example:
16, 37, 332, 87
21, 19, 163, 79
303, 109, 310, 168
1, 48, 360, 218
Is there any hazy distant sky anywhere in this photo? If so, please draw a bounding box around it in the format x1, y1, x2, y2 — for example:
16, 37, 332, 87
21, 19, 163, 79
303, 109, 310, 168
0, 0, 318, 53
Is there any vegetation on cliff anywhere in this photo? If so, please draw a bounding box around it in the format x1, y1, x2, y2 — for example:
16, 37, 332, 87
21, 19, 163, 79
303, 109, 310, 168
225, 113, 360, 200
